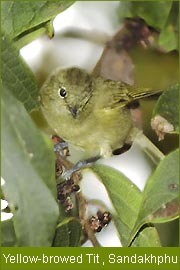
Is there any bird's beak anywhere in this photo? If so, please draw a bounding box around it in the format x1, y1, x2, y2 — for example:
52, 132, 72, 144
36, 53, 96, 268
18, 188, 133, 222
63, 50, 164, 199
68, 90, 93, 119
68, 106, 77, 118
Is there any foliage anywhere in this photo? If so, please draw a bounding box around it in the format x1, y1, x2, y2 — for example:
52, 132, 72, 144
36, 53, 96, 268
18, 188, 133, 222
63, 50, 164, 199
2, 34, 39, 111
117, 1, 178, 52
1, 1, 74, 47
2, 88, 59, 246
1, 0, 74, 247
1, 1, 179, 247
91, 148, 179, 247
152, 84, 179, 134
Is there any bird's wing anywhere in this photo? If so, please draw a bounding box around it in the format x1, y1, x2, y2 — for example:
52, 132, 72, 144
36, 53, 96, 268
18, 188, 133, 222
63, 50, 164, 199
99, 79, 162, 109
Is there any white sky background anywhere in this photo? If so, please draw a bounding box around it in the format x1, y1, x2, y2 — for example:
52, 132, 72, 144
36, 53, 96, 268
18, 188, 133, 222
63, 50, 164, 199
2, 1, 156, 247
20, 1, 120, 76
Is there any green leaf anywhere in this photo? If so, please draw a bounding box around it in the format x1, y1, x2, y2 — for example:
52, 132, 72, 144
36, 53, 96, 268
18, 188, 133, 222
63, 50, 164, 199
2, 88, 59, 246
90, 165, 142, 246
131, 226, 161, 247
158, 1, 178, 52
152, 84, 179, 134
68, 220, 82, 246
91, 165, 161, 247
2, 34, 39, 112
53, 218, 82, 247
1, 1, 75, 42
159, 25, 177, 52
1, 219, 17, 247
130, 149, 179, 244
117, 1, 172, 30
140, 149, 179, 223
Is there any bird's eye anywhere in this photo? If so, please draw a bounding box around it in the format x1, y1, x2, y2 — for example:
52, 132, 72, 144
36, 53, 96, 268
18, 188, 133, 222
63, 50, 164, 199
59, 87, 67, 98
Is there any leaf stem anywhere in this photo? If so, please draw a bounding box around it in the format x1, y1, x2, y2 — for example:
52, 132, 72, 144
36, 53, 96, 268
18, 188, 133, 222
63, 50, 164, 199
134, 131, 165, 165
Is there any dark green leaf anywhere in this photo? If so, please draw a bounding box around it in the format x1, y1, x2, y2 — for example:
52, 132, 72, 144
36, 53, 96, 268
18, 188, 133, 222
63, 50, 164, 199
2, 34, 39, 112
131, 226, 161, 247
91, 164, 142, 246
140, 149, 179, 223
68, 220, 82, 246
117, 1, 172, 30
1, 1, 75, 41
130, 149, 179, 244
158, 1, 178, 51
1, 219, 17, 247
2, 88, 59, 246
53, 222, 70, 247
159, 26, 177, 52
53, 218, 82, 247
152, 84, 179, 134
117, 1, 178, 52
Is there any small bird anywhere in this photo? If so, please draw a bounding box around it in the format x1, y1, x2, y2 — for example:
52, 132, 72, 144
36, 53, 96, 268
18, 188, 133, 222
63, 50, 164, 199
40, 67, 160, 159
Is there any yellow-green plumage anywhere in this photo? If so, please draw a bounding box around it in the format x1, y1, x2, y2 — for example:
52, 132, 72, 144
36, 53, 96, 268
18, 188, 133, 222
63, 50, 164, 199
40, 67, 159, 157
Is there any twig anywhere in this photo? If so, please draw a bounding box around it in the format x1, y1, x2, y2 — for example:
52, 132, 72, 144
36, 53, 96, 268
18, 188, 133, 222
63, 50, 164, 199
76, 191, 101, 247
55, 151, 101, 246
56, 27, 110, 45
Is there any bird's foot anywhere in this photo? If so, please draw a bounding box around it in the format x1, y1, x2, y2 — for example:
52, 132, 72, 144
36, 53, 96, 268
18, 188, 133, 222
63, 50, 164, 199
52, 135, 69, 157
54, 141, 68, 156
61, 156, 101, 180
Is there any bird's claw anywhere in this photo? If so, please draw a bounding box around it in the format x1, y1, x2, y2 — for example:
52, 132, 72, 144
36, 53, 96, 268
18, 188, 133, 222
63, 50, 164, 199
54, 141, 68, 156
61, 169, 73, 180
61, 157, 100, 180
